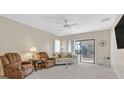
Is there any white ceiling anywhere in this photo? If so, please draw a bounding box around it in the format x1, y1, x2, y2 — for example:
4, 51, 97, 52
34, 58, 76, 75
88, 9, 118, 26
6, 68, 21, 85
1, 14, 118, 36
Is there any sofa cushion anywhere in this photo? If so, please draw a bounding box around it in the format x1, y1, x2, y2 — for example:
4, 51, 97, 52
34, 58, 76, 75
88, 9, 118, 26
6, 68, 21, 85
6, 63, 21, 71
66, 54, 72, 58
60, 53, 67, 58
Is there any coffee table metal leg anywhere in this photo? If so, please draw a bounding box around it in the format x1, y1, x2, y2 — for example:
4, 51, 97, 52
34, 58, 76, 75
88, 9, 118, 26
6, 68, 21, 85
65, 62, 68, 69
35, 66, 37, 71
66, 61, 70, 70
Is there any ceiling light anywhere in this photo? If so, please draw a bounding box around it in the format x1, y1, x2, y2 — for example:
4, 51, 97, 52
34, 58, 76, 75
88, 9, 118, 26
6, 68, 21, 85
101, 17, 110, 22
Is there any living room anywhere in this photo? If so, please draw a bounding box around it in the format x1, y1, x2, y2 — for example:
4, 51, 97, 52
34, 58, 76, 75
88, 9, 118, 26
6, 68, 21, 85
1, 1, 124, 93
0, 14, 123, 79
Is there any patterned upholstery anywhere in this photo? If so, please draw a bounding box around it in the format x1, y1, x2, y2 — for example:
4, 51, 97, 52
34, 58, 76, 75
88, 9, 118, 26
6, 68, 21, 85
1, 53, 33, 79
52, 52, 78, 65
4, 53, 21, 65
37, 52, 49, 58
36, 52, 55, 68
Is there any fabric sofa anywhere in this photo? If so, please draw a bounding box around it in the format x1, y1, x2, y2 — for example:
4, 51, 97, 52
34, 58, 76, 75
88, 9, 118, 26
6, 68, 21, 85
0, 53, 33, 79
52, 52, 78, 65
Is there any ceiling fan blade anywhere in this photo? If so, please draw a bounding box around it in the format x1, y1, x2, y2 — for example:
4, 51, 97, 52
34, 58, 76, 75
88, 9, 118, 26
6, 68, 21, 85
67, 25, 72, 29
70, 23, 78, 26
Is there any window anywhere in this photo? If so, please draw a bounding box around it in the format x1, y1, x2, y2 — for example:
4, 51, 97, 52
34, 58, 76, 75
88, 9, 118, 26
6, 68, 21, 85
54, 39, 60, 52
68, 40, 71, 52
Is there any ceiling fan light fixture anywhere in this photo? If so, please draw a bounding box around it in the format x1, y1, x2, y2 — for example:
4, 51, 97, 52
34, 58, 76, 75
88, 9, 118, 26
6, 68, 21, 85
101, 17, 110, 22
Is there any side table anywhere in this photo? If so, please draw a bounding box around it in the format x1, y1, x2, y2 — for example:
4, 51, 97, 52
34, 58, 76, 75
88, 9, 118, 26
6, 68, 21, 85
29, 59, 43, 71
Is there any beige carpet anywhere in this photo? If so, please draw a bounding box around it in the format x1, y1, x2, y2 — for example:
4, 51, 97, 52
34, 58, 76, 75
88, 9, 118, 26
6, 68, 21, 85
25, 63, 118, 79
0, 63, 118, 79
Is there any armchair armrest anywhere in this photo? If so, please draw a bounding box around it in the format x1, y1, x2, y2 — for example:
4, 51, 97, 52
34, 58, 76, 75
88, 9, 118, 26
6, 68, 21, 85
46, 58, 55, 65
52, 55, 58, 58
22, 61, 32, 65
47, 58, 55, 60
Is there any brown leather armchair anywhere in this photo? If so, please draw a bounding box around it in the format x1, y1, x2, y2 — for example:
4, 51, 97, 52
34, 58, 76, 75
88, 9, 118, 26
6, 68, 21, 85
1, 53, 33, 79
36, 52, 55, 68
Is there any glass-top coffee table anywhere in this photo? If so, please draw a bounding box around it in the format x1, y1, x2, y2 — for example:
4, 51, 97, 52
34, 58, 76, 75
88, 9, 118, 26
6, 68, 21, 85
56, 58, 78, 69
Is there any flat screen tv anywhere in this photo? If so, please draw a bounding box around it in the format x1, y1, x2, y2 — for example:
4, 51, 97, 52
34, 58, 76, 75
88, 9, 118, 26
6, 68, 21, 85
115, 15, 124, 49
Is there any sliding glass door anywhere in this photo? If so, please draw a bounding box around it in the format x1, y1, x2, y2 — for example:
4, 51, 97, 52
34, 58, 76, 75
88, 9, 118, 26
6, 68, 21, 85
75, 39, 95, 64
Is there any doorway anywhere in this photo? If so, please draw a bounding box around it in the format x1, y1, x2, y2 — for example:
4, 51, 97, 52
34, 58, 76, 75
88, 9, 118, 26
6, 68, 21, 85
75, 39, 95, 64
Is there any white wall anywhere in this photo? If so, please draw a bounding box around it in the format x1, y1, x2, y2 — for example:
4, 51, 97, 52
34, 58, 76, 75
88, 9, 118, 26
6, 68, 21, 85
60, 30, 111, 65
110, 15, 124, 78
110, 29, 117, 69
0, 17, 58, 75
111, 29, 124, 78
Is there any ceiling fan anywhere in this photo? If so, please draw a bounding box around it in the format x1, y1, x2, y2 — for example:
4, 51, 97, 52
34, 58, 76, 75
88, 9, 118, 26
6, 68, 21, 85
42, 15, 78, 31
58, 19, 78, 31
63, 20, 78, 28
